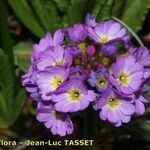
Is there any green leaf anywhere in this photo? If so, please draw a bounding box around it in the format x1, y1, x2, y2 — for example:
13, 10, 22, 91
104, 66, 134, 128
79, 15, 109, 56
110, 0, 126, 18
92, 0, 113, 20
98, 0, 113, 20
13, 42, 32, 72
8, 0, 45, 37
43, 0, 60, 31
0, 89, 25, 127
125, 119, 150, 141
0, 0, 13, 63
0, 49, 25, 127
91, 0, 102, 15
9, 89, 26, 123
0, 92, 8, 126
0, 50, 15, 106
120, 0, 150, 32
52, 0, 70, 13
30, 0, 60, 32
92, 0, 150, 33
63, 0, 89, 26
30, 0, 48, 30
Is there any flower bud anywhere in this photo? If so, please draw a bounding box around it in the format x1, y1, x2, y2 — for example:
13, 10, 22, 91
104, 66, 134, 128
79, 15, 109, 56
102, 43, 117, 56
68, 23, 87, 43
85, 13, 97, 27
87, 45, 96, 56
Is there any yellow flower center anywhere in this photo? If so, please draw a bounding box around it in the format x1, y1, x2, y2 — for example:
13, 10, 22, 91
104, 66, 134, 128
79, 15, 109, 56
56, 59, 64, 65
107, 97, 121, 108
118, 71, 130, 86
78, 42, 86, 53
99, 36, 111, 43
96, 76, 108, 88
68, 87, 82, 102
99, 51, 110, 66
50, 75, 63, 90
101, 57, 110, 65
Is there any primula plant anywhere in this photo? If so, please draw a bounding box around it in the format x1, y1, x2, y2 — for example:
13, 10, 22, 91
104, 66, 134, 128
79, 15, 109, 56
22, 13, 150, 137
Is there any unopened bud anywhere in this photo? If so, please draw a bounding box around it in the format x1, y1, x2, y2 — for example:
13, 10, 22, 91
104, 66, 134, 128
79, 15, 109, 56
87, 45, 96, 56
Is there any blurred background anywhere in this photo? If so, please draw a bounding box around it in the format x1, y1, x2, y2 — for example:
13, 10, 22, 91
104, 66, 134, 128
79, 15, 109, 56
0, 0, 150, 149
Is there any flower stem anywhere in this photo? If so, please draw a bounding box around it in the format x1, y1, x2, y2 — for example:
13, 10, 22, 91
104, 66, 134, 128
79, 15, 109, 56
0, 0, 14, 64
112, 16, 144, 47
84, 106, 99, 149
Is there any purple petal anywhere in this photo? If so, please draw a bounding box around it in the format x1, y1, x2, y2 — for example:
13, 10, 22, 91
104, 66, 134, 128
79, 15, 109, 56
53, 29, 64, 46
118, 110, 131, 123
57, 120, 66, 136
109, 75, 120, 88
107, 108, 119, 123
124, 56, 143, 74
114, 120, 122, 127
55, 100, 73, 112
82, 90, 96, 102
129, 72, 143, 90
41, 93, 52, 101
30, 92, 41, 101
36, 113, 52, 122
97, 98, 107, 109
144, 69, 150, 79
107, 22, 121, 37
120, 86, 134, 95
52, 93, 68, 102
51, 125, 57, 135
135, 99, 145, 115
70, 103, 81, 112
119, 101, 135, 115
112, 57, 125, 77
139, 95, 148, 103
44, 119, 55, 128
79, 99, 89, 110
85, 13, 97, 27
87, 26, 99, 42
66, 122, 74, 134
99, 106, 109, 121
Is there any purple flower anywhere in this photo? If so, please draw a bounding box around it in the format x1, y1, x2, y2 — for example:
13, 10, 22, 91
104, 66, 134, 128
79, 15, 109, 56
144, 69, 150, 79
65, 44, 81, 57
97, 89, 135, 127
69, 66, 85, 81
22, 66, 35, 87
37, 102, 74, 136
132, 47, 150, 80
68, 23, 88, 43
52, 79, 97, 112
36, 46, 72, 71
32, 30, 65, 61
36, 66, 69, 100
22, 15, 150, 133
87, 20, 129, 44
88, 68, 109, 92
134, 95, 148, 115
109, 55, 144, 95
102, 43, 117, 56
133, 47, 150, 67
85, 13, 97, 27
22, 65, 41, 101
87, 45, 96, 56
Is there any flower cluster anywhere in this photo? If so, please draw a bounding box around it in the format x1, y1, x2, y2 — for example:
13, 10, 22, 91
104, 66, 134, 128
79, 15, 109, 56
22, 13, 150, 136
